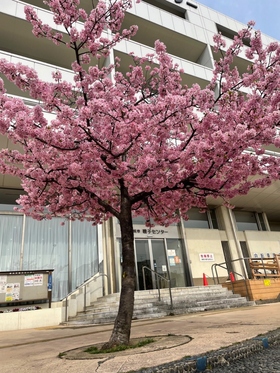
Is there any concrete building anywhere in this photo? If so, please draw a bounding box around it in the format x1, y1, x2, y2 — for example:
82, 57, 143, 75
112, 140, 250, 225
0, 0, 279, 314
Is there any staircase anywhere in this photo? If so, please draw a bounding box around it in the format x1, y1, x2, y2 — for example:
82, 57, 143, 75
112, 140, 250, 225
67, 285, 254, 325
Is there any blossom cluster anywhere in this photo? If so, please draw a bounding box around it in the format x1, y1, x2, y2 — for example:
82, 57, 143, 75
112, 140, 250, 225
0, 0, 279, 227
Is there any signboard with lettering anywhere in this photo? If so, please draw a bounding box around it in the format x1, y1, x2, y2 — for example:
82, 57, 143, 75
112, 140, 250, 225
115, 223, 179, 239
199, 253, 215, 262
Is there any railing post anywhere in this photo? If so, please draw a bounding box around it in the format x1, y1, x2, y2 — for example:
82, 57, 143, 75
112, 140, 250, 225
65, 295, 68, 322
168, 281, 173, 310
142, 266, 172, 309
84, 284, 87, 313
63, 272, 109, 322
157, 284, 161, 302
215, 265, 220, 284
211, 264, 218, 284
142, 267, 147, 290
154, 264, 161, 301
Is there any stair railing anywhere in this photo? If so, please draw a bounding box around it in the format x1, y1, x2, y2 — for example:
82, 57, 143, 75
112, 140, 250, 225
83, 273, 108, 313
142, 266, 173, 310
63, 272, 108, 322
211, 258, 250, 300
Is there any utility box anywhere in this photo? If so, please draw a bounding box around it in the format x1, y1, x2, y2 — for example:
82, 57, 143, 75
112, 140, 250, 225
0, 270, 54, 308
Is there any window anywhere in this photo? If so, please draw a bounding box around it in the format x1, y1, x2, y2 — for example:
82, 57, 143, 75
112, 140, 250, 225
183, 208, 218, 229
216, 24, 251, 47
209, 210, 219, 229
256, 213, 267, 231
131, 216, 178, 226
132, 216, 147, 225
143, 0, 187, 19
233, 211, 258, 231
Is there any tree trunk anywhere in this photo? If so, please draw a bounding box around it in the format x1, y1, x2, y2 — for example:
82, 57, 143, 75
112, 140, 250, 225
102, 190, 135, 348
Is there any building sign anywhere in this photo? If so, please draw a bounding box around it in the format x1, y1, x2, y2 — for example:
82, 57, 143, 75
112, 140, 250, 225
133, 228, 169, 236
199, 253, 215, 262
116, 223, 179, 239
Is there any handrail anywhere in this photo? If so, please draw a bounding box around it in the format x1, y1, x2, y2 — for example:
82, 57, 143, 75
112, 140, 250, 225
142, 266, 173, 310
83, 273, 108, 312
211, 257, 252, 284
211, 258, 250, 300
64, 272, 108, 322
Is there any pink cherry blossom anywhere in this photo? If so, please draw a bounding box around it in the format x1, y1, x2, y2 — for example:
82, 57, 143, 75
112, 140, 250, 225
0, 0, 280, 348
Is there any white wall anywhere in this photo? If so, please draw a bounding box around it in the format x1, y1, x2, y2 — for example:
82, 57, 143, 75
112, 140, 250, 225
185, 228, 228, 279
0, 307, 63, 331
242, 231, 280, 257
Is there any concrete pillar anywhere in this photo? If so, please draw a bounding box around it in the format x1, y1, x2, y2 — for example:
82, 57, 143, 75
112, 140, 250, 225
216, 206, 247, 279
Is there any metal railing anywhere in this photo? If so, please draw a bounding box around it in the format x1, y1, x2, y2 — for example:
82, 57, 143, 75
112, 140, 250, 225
64, 272, 108, 322
83, 273, 108, 312
211, 258, 250, 300
142, 266, 173, 310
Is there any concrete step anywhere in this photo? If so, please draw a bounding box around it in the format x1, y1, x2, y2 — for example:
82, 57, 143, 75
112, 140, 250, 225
67, 285, 254, 325
80, 296, 251, 316
83, 293, 244, 314
95, 286, 233, 303
86, 294, 243, 313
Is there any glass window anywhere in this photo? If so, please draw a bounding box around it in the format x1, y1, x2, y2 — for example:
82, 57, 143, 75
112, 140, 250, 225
234, 211, 259, 231
22, 217, 68, 301
71, 221, 99, 291
132, 216, 178, 226
0, 214, 23, 271
0, 212, 100, 302
257, 213, 267, 231
142, 0, 187, 19
209, 210, 219, 229
132, 216, 147, 225
183, 209, 209, 229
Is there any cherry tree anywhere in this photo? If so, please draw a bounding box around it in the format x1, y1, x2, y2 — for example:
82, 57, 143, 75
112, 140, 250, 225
0, 0, 280, 347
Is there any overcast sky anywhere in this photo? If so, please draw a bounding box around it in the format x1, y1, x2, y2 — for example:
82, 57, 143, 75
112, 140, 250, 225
197, 0, 279, 40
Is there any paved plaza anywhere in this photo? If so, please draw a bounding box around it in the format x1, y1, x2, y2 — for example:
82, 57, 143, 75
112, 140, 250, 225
0, 303, 279, 372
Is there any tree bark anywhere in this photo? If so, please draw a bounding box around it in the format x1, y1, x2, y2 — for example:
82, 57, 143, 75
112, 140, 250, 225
102, 187, 135, 348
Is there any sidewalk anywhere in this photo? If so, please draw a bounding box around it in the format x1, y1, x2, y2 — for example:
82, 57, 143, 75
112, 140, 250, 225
0, 303, 279, 373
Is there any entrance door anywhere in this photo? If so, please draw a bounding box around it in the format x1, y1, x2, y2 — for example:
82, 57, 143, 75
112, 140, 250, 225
135, 239, 168, 290
151, 239, 169, 289
135, 240, 152, 290
135, 239, 187, 290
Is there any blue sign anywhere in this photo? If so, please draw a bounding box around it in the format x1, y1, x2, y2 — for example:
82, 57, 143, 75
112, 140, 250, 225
48, 273, 52, 291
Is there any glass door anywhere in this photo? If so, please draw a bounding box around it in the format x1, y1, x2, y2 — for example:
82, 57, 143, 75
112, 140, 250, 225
135, 240, 152, 290
151, 239, 169, 289
135, 238, 187, 290
166, 239, 187, 287
135, 239, 169, 290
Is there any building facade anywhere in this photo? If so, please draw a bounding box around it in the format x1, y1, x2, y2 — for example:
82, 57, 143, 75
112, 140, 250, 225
0, 0, 280, 302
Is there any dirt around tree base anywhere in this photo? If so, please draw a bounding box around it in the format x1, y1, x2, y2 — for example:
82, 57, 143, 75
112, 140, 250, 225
60, 334, 192, 360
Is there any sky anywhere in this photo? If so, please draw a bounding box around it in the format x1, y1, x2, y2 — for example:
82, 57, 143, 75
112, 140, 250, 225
197, 0, 280, 40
